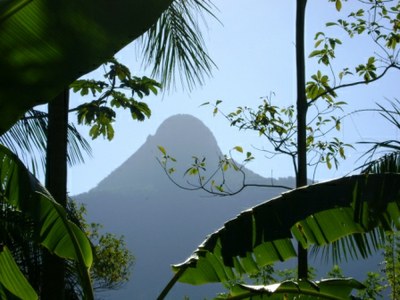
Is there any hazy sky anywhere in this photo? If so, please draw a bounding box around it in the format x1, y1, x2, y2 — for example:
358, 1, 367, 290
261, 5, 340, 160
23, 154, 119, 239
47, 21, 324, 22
68, 0, 399, 195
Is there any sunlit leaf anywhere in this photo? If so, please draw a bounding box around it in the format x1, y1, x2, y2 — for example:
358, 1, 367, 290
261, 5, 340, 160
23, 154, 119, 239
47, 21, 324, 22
218, 278, 365, 299
233, 146, 243, 153
158, 145, 167, 156
0, 246, 37, 300
336, 0, 342, 11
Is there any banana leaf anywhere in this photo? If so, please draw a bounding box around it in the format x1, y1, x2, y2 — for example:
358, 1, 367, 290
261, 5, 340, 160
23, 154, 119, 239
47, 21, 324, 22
0, 144, 93, 298
169, 174, 400, 285
0, 246, 37, 300
0, 0, 173, 134
217, 278, 365, 300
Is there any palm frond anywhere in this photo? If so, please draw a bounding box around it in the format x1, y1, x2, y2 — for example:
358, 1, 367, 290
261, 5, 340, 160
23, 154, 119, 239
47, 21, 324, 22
140, 0, 218, 90
358, 99, 400, 172
361, 151, 400, 174
377, 98, 400, 129
0, 110, 92, 173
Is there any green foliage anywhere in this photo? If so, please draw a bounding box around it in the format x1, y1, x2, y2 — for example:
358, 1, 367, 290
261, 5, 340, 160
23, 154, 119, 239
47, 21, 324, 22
208, 96, 350, 174
0, 246, 38, 300
91, 232, 134, 290
326, 264, 345, 278
310, 0, 400, 98
0, 144, 93, 298
168, 174, 400, 287
72, 58, 161, 140
360, 99, 400, 174
248, 265, 276, 285
217, 278, 365, 300
382, 231, 400, 299
169, 0, 400, 194
68, 202, 134, 291
0, 109, 92, 174
0, 0, 175, 135
158, 1, 400, 298
357, 272, 386, 300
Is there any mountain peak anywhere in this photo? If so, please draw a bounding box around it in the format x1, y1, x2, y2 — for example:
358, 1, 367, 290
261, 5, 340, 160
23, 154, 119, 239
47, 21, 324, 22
90, 114, 222, 194
150, 114, 221, 157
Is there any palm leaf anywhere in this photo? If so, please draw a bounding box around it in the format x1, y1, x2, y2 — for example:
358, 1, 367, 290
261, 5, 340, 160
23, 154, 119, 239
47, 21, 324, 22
0, 144, 93, 298
140, 0, 218, 90
165, 174, 400, 289
0, 0, 174, 134
362, 152, 400, 175
358, 99, 400, 172
0, 109, 92, 173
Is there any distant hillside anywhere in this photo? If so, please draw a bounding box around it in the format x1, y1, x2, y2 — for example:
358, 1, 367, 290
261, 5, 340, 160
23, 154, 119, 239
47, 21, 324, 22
76, 114, 381, 299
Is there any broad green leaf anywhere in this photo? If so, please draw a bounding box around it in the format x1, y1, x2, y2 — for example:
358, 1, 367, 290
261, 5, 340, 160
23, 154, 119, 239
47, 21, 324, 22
169, 174, 400, 285
218, 278, 365, 299
0, 246, 38, 300
0, 144, 93, 298
0, 0, 174, 134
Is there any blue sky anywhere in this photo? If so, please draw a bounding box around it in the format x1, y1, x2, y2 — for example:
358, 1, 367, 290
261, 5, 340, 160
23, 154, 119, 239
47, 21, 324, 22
68, 0, 399, 195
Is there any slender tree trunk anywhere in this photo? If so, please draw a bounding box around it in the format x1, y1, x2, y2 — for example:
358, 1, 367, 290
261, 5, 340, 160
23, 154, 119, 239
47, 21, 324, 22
296, 0, 308, 279
42, 90, 69, 299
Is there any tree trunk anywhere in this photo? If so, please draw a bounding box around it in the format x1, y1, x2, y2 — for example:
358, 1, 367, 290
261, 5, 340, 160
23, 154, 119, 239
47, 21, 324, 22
296, 0, 308, 280
42, 90, 69, 299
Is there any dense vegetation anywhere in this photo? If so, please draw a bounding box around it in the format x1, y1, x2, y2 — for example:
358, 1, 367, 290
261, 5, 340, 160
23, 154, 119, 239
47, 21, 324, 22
1, 0, 400, 299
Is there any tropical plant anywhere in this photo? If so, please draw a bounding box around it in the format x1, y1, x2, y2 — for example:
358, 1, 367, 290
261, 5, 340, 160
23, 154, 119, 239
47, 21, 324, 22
0, 109, 92, 175
158, 173, 400, 299
41, 1, 217, 296
0, 0, 173, 134
0, 144, 93, 299
1, 0, 220, 297
0, 0, 217, 134
359, 99, 400, 299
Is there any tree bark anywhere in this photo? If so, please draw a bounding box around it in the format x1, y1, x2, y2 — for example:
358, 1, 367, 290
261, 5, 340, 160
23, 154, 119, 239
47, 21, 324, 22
296, 0, 309, 279
42, 90, 69, 299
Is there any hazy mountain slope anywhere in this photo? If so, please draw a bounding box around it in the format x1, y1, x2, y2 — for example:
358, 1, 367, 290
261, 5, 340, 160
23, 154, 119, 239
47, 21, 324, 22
75, 114, 381, 299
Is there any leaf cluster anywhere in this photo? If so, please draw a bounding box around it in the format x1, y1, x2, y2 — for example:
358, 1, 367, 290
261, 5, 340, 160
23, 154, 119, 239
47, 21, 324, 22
309, 0, 400, 106
209, 96, 350, 176
72, 58, 161, 140
0, 145, 93, 299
